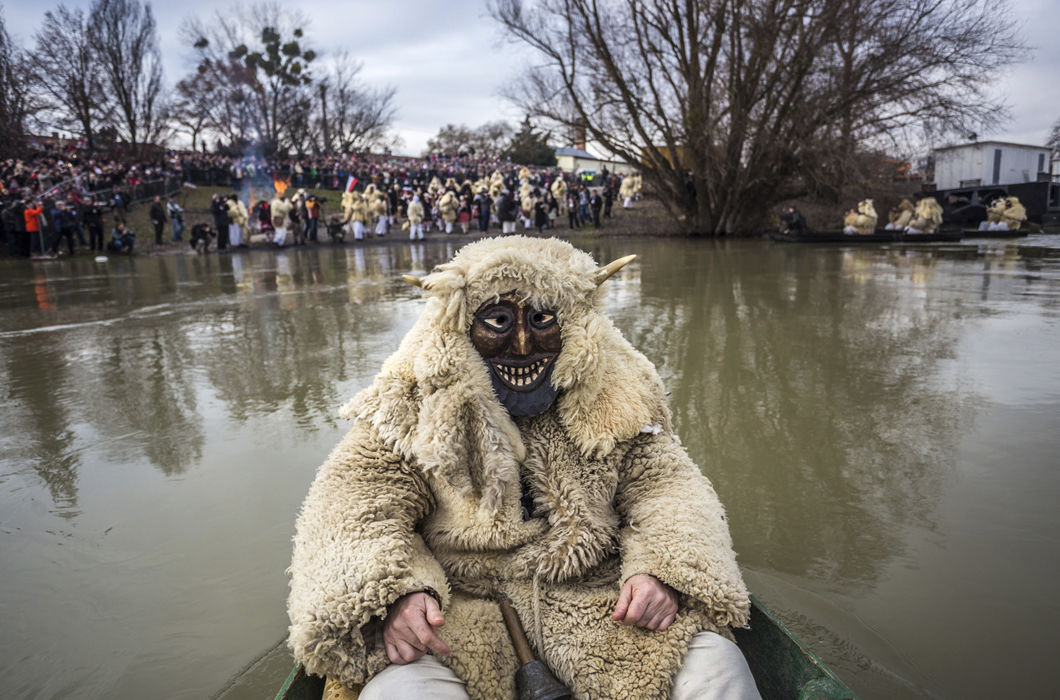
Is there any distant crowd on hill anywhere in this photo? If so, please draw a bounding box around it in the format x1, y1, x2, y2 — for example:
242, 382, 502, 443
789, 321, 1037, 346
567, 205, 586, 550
1, 139, 636, 259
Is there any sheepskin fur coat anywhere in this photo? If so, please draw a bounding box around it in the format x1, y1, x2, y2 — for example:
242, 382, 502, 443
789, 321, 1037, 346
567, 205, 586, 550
287, 237, 750, 699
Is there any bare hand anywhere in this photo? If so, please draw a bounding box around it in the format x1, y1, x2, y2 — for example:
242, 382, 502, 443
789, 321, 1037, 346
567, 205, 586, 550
612, 574, 678, 631
383, 591, 451, 664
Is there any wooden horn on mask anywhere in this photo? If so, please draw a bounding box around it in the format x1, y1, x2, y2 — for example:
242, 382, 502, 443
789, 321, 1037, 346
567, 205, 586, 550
401, 274, 424, 288
593, 254, 637, 286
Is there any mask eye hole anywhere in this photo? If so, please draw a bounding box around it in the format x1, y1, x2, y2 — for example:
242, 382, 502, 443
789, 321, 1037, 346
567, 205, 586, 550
482, 312, 512, 332
530, 310, 556, 329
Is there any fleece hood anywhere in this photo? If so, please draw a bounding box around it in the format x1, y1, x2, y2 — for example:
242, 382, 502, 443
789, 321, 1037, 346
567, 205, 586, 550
341, 236, 669, 511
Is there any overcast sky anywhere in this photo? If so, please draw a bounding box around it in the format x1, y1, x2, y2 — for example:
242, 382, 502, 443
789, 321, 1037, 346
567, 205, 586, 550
4, 0, 1058, 156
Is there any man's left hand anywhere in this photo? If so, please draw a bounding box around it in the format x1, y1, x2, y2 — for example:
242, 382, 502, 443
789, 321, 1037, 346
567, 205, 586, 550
612, 574, 678, 631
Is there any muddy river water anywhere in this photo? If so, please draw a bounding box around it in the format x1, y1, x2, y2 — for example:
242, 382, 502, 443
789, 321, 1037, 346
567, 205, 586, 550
1, 235, 1058, 699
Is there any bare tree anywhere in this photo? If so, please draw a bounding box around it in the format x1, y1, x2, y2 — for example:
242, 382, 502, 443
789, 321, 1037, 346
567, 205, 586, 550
0, 9, 31, 156
424, 123, 477, 156
491, 0, 1025, 234
175, 54, 258, 153
27, 5, 110, 152
171, 76, 218, 152
425, 120, 514, 157
89, 0, 166, 152
1049, 118, 1060, 157
316, 52, 397, 155
182, 2, 315, 156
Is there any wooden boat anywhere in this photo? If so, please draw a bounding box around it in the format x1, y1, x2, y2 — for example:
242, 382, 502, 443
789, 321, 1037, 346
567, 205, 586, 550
959, 228, 1028, 239
767, 230, 962, 243
273, 595, 857, 700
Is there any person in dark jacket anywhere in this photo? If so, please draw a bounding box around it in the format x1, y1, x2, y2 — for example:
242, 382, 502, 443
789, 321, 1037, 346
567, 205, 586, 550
496, 191, 517, 234
149, 196, 167, 245
211, 194, 230, 250
533, 197, 549, 233
475, 192, 491, 233
83, 200, 106, 252
2, 200, 28, 257
590, 190, 603, 229
189, 223, 216, 253
109, 222, 135, 255
49, 201, 76, 256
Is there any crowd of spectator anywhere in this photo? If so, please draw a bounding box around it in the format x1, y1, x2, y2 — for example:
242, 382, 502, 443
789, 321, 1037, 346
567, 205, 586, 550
1, 138, 630, 258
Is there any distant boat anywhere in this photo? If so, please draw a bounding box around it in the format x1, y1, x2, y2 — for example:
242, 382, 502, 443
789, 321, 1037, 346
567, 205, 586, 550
273, 595, 858, 700
959, 228, 1028, 239
767, 230, 962, 243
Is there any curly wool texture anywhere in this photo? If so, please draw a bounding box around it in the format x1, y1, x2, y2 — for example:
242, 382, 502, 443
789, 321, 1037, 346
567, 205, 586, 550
288, 237, 750, 698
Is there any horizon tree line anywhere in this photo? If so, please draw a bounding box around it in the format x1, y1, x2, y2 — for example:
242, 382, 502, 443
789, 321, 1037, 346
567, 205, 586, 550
489, 0, 1033, 234
1, 0, 400, 159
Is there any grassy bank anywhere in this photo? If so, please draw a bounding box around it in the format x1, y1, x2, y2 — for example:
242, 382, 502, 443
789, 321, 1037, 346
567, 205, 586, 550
102, 185, 686, 256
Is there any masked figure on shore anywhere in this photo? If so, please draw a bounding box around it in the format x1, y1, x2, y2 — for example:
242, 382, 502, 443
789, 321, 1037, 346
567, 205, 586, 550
518, 183, 535, 229
287, 237, 758, 700
372, 194, 389, 237
405, 194, 425, 240
342, 191, 368, 241
226, 195, 249, 247
428, 176, 444, 197
438, 190, 460, 234
619, 175, 637, 209
270, 195, 293, 247
551, 177, 568, 216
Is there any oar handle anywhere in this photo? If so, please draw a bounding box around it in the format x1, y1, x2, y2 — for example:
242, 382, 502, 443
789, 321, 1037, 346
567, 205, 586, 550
498, 594, 535, 666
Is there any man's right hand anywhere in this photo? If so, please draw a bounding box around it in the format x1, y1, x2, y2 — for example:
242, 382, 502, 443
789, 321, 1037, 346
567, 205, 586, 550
383, 591, 451, 664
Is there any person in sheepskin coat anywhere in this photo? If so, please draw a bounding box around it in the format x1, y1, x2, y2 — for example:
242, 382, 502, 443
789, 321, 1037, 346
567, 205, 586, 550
287, 236, 758, 700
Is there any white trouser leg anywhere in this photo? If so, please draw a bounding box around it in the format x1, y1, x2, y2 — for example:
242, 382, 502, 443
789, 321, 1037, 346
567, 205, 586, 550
359, 654, 469, 700
670, 631, 761, 700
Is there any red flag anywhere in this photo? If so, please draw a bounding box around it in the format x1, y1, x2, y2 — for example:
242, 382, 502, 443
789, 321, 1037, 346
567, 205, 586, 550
346, 176, 358, 192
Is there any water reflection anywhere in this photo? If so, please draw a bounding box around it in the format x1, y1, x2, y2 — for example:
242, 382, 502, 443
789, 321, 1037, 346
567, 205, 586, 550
2, 329, 81, 516
0, 244, 459, 504
0, 238, 1058, 699
607, 242, 977, 586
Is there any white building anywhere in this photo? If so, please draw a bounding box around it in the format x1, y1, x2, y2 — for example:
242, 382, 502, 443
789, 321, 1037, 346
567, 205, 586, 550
554, 147, 634, 176
932, 141, 1052, 190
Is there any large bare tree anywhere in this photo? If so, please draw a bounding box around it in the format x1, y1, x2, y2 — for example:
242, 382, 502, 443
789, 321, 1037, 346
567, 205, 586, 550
89, 0, 167, 152
316, 52, 397, 155
491, 0, 1025, 234
0, 9, 31, 157
28, 5, 110, 152
182, 2, 316, 155
181, 4, 397, 156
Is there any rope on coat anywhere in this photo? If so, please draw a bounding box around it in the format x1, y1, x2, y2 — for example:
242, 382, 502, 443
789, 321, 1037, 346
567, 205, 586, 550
532, 569, 544, 653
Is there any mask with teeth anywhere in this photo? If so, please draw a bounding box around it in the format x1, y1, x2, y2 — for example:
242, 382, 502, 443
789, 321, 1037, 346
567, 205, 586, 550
470, 291, 561, 416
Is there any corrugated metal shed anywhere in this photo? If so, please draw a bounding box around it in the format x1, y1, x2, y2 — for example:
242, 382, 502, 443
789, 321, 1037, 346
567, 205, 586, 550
933, 141, 1051, 190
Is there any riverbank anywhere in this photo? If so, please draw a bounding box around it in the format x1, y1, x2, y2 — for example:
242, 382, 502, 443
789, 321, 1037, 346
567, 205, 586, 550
23, 185, 683, 260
